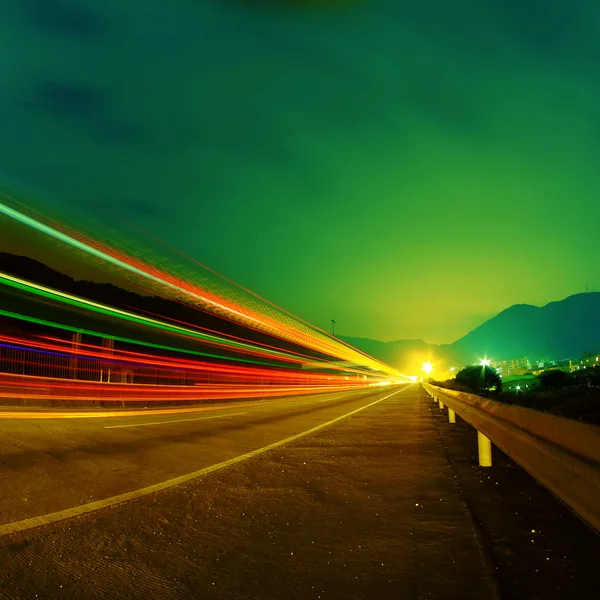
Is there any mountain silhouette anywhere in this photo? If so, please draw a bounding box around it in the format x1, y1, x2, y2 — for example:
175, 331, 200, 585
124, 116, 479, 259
343, 293, 600, 370
449, 293, 600, 363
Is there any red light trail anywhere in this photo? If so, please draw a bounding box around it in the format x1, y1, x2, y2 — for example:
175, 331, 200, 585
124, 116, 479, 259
0, 187, 407, 406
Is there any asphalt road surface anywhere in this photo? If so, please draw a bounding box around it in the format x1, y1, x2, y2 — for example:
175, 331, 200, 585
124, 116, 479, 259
0, 386, 403, 527
0, 383, 586, 599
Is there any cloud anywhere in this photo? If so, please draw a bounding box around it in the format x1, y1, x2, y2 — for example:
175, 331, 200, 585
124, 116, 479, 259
489, 0, 591, 57
27, 80, 151, 145
32, 80, 100, 116
20, 0, 107, 37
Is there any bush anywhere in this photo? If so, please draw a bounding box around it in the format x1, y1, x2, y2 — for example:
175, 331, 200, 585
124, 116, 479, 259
538, 370, 574, 389
455, 365, 502, 395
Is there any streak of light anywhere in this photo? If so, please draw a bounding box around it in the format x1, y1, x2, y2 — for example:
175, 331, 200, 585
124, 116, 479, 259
0, 189, 414, 409
0, 333, 365, 386
0, 194, 399, 374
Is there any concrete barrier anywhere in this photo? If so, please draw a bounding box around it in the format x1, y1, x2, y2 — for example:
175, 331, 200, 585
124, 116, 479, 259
423, 382, 600, 534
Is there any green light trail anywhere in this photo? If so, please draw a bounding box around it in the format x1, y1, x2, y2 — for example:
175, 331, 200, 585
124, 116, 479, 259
0, 271, 310, 364
0, 308, 294, 369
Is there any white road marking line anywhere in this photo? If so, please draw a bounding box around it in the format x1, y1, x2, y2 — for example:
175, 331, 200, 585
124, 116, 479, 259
0, 388, 403, 538
316, 390, 379, 403
104, 412, 248, 429
103, 391, 359, 427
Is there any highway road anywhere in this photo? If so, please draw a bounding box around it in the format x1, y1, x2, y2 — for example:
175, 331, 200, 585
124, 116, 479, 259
4, 384, 595, 599
0, 383, 502, 599
0, 386, 393, 528
0, 387, 406, 533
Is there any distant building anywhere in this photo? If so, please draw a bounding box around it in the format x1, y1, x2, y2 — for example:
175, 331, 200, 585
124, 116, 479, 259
579, 352, 600, 367
491, 356, 531, 376
532, 358, 557, 370
549, 359, 572, 373
566, 352, 600, 372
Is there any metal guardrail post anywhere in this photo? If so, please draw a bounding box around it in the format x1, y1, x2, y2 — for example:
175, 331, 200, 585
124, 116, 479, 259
439, 399, 444, 410
477, 431, 492, 467
422, 381, 600, 531
448, 408, 456, 423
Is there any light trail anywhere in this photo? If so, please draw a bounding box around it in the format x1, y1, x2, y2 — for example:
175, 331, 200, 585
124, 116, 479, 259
0, 333, 369, 386
0, 371, 371, 403
0, 186, 410, 406
0, 193, 397, 373
0, 271, 316, 365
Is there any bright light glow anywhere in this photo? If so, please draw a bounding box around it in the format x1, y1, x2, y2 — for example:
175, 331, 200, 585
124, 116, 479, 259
480, 358, 491, 367
422, 362, 433, 374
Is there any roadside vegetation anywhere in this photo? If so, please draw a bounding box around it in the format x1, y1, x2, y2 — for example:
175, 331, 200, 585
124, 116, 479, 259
430, 365, 600, 425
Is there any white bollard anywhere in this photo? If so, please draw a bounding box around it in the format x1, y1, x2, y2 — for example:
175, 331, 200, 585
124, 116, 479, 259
477, 431, 492, 467
448, 408, 456, 423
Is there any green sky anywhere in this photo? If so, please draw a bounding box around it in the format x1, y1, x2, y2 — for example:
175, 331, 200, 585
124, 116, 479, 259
1, 0, 599, 343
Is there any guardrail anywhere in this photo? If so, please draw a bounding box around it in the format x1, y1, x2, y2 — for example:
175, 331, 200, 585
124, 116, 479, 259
422, 382, 600, 534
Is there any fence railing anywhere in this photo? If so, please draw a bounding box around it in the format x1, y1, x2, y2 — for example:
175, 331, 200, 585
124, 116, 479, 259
0, 334, 375, 406
422, 382, 600, 534
0, 337, 364, 388
0, 343, 194, 385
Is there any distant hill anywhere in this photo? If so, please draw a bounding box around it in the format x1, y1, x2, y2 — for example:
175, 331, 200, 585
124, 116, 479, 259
343, 293, 600, 371
0, 252, 76, 292
449, 292, 600, 363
